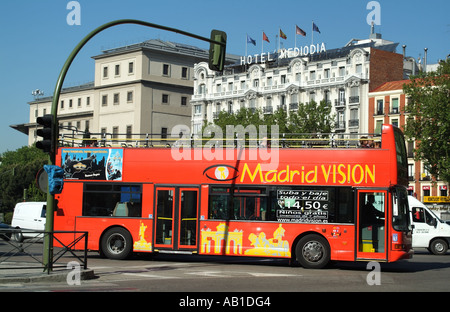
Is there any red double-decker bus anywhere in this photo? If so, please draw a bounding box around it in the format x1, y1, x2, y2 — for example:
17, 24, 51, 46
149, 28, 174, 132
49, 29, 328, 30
54, 124, 412, 268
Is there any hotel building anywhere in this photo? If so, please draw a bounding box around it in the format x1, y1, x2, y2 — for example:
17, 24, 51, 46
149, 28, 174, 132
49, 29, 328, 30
191, 32, 404, 137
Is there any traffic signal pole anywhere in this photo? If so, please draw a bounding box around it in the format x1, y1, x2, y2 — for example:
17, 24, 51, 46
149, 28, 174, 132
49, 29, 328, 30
42, 19, 226, 273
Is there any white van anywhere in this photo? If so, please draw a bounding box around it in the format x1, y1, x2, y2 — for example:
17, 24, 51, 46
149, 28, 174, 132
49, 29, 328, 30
408, 196, 450, 255
11, 202, 46, 241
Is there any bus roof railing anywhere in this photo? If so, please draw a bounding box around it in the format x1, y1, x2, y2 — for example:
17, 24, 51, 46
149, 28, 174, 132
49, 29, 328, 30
58, 127, 382, 149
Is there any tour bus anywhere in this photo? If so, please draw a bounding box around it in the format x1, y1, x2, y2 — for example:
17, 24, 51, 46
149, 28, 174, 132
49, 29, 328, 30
53, 124, 412, 269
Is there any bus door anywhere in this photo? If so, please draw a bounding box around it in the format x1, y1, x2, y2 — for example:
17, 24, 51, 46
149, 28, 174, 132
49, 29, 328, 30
154, 186, 199, 251
356, 190, 388, 260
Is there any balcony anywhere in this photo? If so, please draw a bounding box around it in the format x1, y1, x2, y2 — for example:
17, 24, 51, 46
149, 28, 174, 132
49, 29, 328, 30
348, 119, 359, 127
335, 121, 346, 130
335, 99, 346, 107
263, 106, 273, 114
349, 96, 359, 104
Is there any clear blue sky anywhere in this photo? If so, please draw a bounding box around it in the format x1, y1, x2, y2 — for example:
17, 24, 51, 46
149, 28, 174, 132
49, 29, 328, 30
0, 0, 448, 153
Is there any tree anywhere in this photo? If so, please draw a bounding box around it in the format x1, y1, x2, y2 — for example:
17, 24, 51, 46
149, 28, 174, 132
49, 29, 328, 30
0, 146, 48, 212
403, 59, 450, 184
288, 100, 335, 134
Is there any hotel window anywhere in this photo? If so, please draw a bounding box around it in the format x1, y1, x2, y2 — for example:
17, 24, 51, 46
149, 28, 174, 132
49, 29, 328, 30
128, 62, 134, 74
126, 125, 132, 140
281, 75, 286, 84
339, 66, 345, 76
181, 67, 188, 79
376, 99, 383, 115
127, 91, 133, 103
181, 96, 187, 106
102, 95, 108, 106
161, 127, 168, 139
267, 77, 273, 86
408, 164, 414, 181
162, 94, 169, 104
228, 101, 233, 114
375, 120, 383, 135
356, 64, 362, 74
391, 118, 399, 128
391, 98, 399, 114
324, 68, 330, 78
69, 99, 73, 108
115, 64, 120, 76
86, 97, 90, 106
194, 105, 202, 115
253, 79, 259, 88
163, 64, 170, 76
78, 98, 81, 107
310, 71, 316, 80
112, 127, 119, 143
103, 66, 108, 78
113, 93, 120, 105
198, 84, 206, 95
60, 100, 64, 109
228, 82, 233, 91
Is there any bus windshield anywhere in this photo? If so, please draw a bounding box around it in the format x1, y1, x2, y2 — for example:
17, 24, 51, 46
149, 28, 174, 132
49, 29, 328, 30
392, 187, 411, 231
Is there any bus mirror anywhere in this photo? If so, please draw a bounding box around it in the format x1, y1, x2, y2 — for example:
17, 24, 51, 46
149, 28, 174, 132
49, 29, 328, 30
393, 192, 398, 216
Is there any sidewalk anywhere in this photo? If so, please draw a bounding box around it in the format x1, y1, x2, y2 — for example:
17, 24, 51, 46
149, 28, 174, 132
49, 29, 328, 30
0, 262, 95, 284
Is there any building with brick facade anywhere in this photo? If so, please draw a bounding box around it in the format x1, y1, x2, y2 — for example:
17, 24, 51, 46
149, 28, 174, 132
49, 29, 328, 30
368, 80, 449, 207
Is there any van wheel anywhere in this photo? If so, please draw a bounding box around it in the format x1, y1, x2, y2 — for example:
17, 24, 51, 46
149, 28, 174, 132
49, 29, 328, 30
101, 227, 133, 260
295, 234, 330, 269
13, 227, 24, 243
430, 239, 448, 255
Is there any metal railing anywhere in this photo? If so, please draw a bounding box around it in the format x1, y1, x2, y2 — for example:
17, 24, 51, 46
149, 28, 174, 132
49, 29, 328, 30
58, 128, 382, 150
0, 229, 88, 273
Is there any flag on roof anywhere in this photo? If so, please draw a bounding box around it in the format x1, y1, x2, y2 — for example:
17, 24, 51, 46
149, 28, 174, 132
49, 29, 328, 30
313, 22, 321, 33
263, 32, 270, 43
296, 25, 306, 37
279, 29, 287, 39
247, 34, 256, 45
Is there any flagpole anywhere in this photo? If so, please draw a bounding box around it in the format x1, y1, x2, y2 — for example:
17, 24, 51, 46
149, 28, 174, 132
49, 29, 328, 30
295, 25, 297, 49
261, 31, 263, 55
311, 21, 314, 46
245, 33, 248, 58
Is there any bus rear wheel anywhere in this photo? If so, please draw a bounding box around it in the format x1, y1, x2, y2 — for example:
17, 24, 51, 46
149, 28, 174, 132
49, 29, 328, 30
101, 227, 133, 260
295, 234, 330, 269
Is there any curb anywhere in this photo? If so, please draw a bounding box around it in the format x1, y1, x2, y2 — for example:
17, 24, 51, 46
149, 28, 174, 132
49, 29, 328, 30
0, 269, 96, 284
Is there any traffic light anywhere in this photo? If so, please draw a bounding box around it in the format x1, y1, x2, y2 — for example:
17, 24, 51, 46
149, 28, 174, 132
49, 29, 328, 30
36, 114, 54, 154
208, 29, 227, 72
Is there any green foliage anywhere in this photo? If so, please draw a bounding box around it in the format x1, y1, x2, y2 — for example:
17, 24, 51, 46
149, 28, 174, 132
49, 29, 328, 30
403, 59, 450, 184
0, 145, 48, 212
206, 100, 335, 139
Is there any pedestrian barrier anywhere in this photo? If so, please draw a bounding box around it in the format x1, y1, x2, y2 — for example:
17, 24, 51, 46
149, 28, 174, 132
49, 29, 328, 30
0, 229, 88, 272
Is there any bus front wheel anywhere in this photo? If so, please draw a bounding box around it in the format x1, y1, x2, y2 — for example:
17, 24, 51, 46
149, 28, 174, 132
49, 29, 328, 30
295, 234, 330, 269
101, 227, 133, 260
